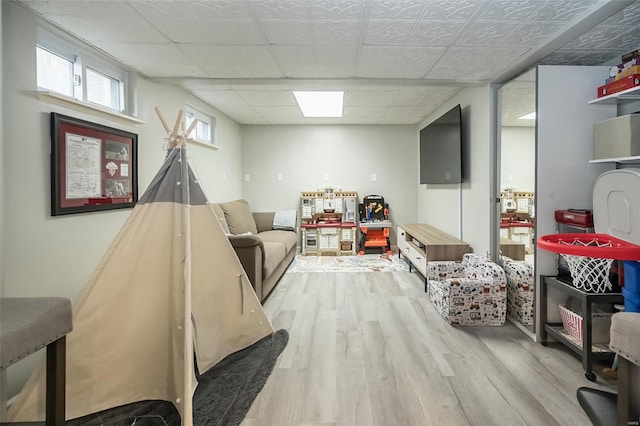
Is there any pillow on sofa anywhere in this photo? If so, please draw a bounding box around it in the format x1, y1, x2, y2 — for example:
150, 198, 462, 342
220, 199, 258, 235
273, 210, 297, 231
211, 204, 231, 235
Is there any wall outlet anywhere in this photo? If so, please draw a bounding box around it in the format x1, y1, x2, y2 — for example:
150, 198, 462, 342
277, 173, 283, 181
371, 173, 377, 182
323, 173, 329, 181
244, 174, 250, 182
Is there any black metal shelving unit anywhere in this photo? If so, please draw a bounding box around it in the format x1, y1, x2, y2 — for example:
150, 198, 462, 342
540, 275, 623, 381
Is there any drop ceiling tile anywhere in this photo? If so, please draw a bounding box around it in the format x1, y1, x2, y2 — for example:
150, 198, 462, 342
261, 20, 314, 45
192, 89, 249, 107
562, 25, 637, 50
357, 46, 444, 78
129, 0, 251, 19
502, 22, 565, 46
539, 50, 615, 66
478, 0, 545, 21
600, 1, 640, 26
369, 0, 428, 20
456, 21, 520, 46
408, 21, 466, 45
250, 0, 311, 19
344, 90, 400, 106
423, 0, 484, 20
182, 45, 284, 78
42, 14, 167, 43
271, 46, 357, 78
313, 21, 361, 45
19, 0, 129, 16
193, 90, 248, 107
343, 106, 388, 118
309, 0, 364, 20
394, 86, 459, 106
236, 90, 297, 106
254, 105, 304, 121
526, 0, 600, 22
428, 46, 529, 80
344, 105, 389, 118
382, 106, 427, 123
90, 42, 208, 78
364, 20, 416, 45
146, 18, 265, 44
618, 27, 640, 50
214, 105, 269, 124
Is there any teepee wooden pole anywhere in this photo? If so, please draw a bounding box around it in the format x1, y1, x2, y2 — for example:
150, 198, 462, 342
179, 147, 195, 426
172, 110, 184, 137
154, 107, 170, 133
184, 118, 199, 138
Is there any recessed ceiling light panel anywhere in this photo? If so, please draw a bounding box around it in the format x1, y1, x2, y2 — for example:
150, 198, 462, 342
293, 91, 344, 118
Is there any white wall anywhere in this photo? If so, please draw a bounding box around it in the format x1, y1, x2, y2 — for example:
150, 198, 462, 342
535, 65, 616, 336
417, 86, 493, 255
501, 127, 535, 192
1, 1, 243, 395
241, 124, 419, 242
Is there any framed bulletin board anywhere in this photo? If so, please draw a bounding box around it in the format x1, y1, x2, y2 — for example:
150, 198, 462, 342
50, 112, 138, 216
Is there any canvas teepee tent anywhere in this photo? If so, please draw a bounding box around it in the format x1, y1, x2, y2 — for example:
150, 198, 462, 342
8, 109, 273, 424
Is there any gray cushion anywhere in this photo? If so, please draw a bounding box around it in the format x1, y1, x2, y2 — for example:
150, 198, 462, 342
1, 297, 72, 368
211, 203, 231, 234
220, 199, 258, 235
258, 230, 298, 253
610, 312, 640, 365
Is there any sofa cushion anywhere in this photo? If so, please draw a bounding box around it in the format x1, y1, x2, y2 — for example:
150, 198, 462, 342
258, 230, 298, 253
211, 204, 231, 234
220, 199, 258, 235
261, 241, 286, 279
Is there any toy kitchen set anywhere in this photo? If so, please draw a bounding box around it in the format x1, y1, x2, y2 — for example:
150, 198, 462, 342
500, 189, 535, 254
300, 188, 358, 256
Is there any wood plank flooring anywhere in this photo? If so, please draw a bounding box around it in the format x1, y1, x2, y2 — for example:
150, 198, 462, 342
243, 270, 615, 426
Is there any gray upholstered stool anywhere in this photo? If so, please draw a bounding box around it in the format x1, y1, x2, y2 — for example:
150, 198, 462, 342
609, 312, 640, 425
0, 298, 72, 425
577, 311, 640, 426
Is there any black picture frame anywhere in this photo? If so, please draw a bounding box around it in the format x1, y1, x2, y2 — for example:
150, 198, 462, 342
50, 112, 138, 216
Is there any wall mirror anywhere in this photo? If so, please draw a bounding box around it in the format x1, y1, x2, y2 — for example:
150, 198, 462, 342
498, 68, 536, 334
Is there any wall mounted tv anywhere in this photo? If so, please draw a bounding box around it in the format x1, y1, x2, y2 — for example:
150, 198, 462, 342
419, 104, 464, 184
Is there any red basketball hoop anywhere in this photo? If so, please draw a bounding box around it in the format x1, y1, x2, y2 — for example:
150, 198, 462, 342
537, 233, 640, 261
537, 233, 640, 293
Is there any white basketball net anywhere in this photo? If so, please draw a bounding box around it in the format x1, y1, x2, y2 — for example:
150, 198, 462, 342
559, 238, 614, 293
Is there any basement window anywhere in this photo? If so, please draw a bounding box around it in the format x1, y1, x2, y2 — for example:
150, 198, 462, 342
36, 26, 131, 115
36, 46, 75, 97
86, 67, 123, 110
185, 106, 215, 145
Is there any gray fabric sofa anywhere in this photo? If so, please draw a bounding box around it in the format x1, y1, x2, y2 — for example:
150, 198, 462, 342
212, 199, 297, 302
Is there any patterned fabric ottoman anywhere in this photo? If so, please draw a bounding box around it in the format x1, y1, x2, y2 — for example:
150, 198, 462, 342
501, 256, 534, 326
427, 253, 507, 326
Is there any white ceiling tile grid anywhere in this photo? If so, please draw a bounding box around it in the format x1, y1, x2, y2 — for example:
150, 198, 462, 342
17, 0, 640, 125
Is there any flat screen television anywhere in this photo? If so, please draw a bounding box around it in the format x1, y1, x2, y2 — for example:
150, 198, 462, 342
419, 104, 463, 184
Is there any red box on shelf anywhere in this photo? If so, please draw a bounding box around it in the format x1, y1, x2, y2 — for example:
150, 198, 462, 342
597, 74, 640, 97
554, 209, 594, 227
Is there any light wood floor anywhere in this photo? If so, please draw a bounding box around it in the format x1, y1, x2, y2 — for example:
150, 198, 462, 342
243, 270, 615, 426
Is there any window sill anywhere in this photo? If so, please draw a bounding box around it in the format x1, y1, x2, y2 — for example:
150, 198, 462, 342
187, 138, 222, 150
37, 91, 145, 125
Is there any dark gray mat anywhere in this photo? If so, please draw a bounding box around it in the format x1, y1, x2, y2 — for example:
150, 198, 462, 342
67, 329, 289, 425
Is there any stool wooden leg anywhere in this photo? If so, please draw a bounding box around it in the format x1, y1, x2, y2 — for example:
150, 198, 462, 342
617, 356, 640, 426
46, 336, 66, 426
